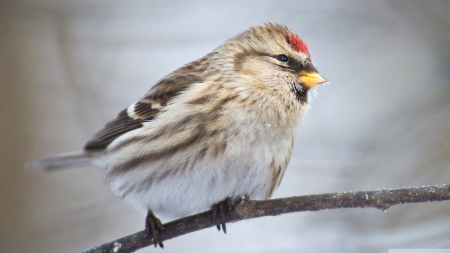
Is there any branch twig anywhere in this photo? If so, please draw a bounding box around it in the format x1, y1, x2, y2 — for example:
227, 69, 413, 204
81, 184, 450, 253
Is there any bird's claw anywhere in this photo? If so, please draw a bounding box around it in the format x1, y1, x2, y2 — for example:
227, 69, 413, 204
212, 198, 233, 234
145, 210, 165, 248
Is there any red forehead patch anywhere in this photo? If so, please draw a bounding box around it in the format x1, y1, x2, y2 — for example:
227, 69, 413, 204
286, 33, 310, 57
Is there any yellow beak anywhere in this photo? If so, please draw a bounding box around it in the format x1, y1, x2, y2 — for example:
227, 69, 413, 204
297, 72, 328, 88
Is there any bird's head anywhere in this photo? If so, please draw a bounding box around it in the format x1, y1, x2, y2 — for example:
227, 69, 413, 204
223, 23, 327, 100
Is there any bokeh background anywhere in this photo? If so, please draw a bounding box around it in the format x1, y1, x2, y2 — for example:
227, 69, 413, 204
1, 1, 450, 252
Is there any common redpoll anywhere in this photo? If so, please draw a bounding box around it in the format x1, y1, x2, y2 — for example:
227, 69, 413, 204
30, 23, 327, 245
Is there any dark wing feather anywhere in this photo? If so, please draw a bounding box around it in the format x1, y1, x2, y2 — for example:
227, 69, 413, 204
84, 73, 204, 150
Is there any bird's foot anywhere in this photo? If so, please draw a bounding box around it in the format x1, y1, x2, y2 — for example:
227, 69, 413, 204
212, 198, 233, 234
145, 210, 164, 248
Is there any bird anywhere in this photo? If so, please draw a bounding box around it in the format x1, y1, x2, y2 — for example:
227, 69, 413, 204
29, 23, 327, 247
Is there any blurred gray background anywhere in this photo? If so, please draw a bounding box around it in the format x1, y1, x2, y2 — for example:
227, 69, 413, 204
1, 1, 450, 252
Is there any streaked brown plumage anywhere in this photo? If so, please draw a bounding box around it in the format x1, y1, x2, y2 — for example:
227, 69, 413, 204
29, 23, 327, 245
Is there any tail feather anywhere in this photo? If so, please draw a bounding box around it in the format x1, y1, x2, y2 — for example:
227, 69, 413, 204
26, 151, 102, 171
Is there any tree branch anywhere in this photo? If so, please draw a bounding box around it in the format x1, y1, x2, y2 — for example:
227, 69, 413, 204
81, 184, 450, 253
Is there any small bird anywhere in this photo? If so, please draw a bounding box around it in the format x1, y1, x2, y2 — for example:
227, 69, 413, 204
29, 23, 327, 247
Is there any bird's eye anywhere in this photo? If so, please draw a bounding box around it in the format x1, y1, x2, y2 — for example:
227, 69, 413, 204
276, 54, 289, 62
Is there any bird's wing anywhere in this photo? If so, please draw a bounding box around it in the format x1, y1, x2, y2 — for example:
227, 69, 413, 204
84, 73, 204, 150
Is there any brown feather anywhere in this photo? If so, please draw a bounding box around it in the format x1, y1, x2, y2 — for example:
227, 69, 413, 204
84, 73, 204, 150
